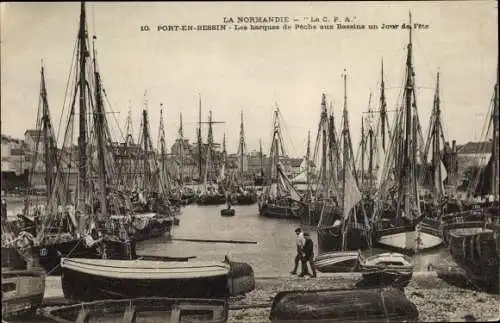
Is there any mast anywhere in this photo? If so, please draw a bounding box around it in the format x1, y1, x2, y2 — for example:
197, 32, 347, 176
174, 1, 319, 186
142, 96, 151, 191
320, 94, 328, 189
159, 104, 167, 189
178, 112, 184, 186
396, 12, 414, 220
306, 130, 311, 187
92, 36, 108, 217
259, 139, 264, 177
432, 72, 443, 200
341, 70, 349, 250
40, 64, 56, 198
77, 1, 89, 208
360, 118, 365, 187
492, 66, 499, 201
197, 94, 203, 182
239, 111, 246, 180
380, 58, 388, 151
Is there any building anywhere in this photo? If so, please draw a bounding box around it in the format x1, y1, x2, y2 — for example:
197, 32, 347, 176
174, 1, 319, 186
24, 129, 44, 154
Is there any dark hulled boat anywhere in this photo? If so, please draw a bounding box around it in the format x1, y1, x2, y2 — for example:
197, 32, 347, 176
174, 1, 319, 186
358, 252, 414, 288
442, 68, 500, 293
197, 192, 227, 205
316, 82, 372, 260
60, 258, 230, 302
269, 287, 419, 322
39, 298, 229, 323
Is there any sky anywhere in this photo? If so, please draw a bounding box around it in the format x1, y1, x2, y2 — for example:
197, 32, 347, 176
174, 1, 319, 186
1, 1, 498, 158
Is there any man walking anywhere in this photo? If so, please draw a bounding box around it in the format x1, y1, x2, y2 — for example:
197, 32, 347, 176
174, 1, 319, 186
290, 228, 305, 275
299, 232, 317, 278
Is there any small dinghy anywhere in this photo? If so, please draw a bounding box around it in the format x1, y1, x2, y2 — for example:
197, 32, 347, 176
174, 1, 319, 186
269, 287, 418, 322
220, 208, 235, 217
38, 297, 229, 323
60, 258, 230, 302
314, 251, 361, 273
2, 268, 46, 320
358, 252, 414, 288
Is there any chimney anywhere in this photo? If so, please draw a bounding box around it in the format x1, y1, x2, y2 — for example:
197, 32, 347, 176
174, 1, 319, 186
452, 140, 456, 152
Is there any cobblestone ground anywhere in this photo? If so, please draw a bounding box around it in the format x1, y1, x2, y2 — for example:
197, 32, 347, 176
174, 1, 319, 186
228, 274, 500, 322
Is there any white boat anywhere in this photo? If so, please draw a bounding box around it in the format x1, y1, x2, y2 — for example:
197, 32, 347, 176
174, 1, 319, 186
313, 251, 361, 273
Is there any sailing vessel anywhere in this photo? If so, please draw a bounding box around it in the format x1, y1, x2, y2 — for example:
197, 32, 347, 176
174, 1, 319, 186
371, 14, 431, 253
126, 102, 174, 241
303, 94, 342, 226
233, 111, 257, 205
442, 68, 499, 292
258, 108, 304, 219
31, 2, 134, 275
197, 110, 227, 205
417, 72, 463, 249
316, 72, 372, 257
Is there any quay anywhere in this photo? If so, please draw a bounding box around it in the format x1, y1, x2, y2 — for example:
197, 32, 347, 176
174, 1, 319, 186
40, 271, 499, 323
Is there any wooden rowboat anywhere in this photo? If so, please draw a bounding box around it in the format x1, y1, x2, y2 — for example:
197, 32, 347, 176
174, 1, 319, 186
38, 297, 229, 323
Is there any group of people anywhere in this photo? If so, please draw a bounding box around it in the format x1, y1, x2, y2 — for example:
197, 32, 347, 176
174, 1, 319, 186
290, 227, 317, 278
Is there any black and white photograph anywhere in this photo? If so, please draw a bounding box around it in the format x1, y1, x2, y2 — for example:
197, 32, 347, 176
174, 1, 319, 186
1, 1, 498, 322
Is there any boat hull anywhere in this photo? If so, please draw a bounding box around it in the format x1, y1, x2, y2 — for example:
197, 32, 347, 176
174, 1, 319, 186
197, 195, 226, 206
358, 253, 414, 289
446, 226, 499, 292
60, 258, 231, 302
131, 214, 173, 242
39, 298, 229, 323
258, 203, 302, 219
313, 251, 360, 273
317, 225, 369, 254
234, 194, 257, 205
269, 287, 418, 322
2, 269, 45, 320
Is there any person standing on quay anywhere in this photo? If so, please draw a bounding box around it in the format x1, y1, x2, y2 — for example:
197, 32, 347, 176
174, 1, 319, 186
299, 232, 317, 278
290, 228, 305, 275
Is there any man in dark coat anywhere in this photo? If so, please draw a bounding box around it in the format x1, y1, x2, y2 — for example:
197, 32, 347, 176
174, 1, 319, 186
299, 232, 317, 278
290, 227, 305, 275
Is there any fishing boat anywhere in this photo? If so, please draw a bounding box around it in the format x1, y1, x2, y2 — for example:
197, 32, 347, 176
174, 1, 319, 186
28, 2, 134, 275
258, 108, 305, 219
442, 68, 500, 293
358, 252, 414, 288
39, 298, 229, 323
317, 75, 372, 258
60, 258, 231, 301
232, 111, 258, 205
372, 14, 434, 253
197, 110, 227, 206
302, 95, 342, 226
269, 287, 419, 322
2, 269, 46, 320
126, 104, 174, 241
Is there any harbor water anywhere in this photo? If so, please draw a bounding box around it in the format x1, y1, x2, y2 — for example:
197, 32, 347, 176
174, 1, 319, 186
6, 200, 458, 276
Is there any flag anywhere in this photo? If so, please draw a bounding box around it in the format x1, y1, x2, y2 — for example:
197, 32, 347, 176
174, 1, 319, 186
343, 164, 362, 220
